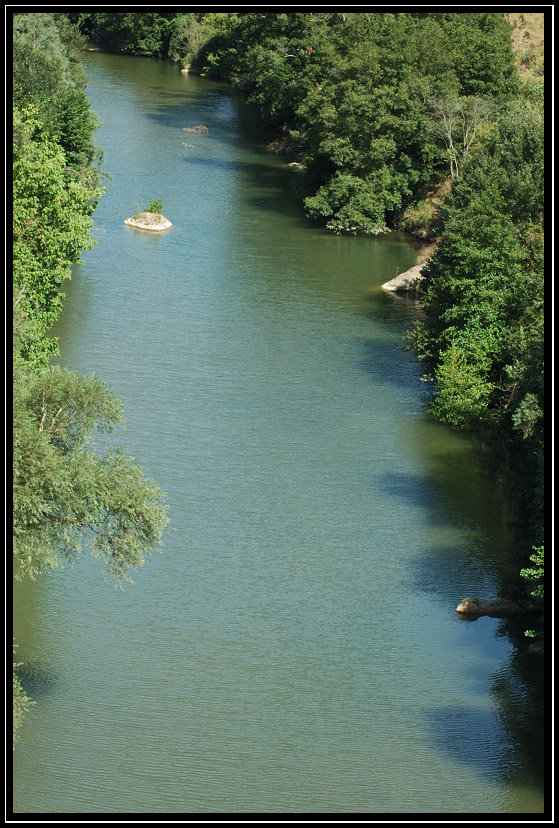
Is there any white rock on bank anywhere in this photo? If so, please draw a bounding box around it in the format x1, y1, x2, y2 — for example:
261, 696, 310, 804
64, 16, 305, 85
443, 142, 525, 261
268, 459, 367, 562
124, 212, 172, 232
381, 263, 424, 292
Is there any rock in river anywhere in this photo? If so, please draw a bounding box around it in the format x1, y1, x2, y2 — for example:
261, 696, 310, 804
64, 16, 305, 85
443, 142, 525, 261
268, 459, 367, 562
455, 597, 525, 618
124, 212, 172, 232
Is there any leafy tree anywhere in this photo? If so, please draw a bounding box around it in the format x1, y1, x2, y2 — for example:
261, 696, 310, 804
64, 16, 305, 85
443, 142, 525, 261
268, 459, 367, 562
13, 362, 169, 583
89, 12, 179, 58
409, 85, 543, 434
410, 185, 543, 432
439, 12, 520, 98
53, 89, 101, 172
13, 13, 101, 178
13, 107, 101, 367
428, 95, 492, 180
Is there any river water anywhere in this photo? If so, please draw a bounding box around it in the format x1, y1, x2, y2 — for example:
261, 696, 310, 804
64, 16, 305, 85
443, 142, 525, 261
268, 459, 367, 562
12, 53, 544, 815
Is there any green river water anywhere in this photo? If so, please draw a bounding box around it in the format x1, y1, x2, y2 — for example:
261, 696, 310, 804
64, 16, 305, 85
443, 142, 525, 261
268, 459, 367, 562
12, 53, 545, 815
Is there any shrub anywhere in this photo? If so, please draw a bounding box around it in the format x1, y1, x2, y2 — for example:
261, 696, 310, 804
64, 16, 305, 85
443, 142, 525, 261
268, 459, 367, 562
145, 198, 164, 215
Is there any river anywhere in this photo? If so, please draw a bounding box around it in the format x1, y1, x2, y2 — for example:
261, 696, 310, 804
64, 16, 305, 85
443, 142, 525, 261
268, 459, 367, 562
12, 52, 544, 815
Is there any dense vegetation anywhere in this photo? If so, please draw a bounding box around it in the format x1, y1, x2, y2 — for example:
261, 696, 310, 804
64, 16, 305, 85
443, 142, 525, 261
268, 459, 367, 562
410, 82, 544, 636
75, 12, 520, 235
12, 13, 169, 746
72, 11, 545, 643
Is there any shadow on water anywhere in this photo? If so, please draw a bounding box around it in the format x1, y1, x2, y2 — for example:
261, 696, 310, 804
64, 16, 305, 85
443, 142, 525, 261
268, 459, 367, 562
358, 337, 429, 397
378, 461, 545, 800
179, 153, 282, 177
422, 695, 544, 802
421, 630, 546, 801
14, 662, 57, 700
379, 457, 532, 598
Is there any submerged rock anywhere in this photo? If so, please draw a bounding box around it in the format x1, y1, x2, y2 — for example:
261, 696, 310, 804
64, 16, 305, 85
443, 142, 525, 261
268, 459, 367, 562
124, 212, 172, 232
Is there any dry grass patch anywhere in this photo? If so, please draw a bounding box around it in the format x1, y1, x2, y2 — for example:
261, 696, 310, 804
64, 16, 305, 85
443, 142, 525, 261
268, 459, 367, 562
505, 12, 545, 79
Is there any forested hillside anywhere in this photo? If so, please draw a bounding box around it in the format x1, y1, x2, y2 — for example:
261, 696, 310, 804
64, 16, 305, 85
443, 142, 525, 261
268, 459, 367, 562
12, 13, 169, 745
73, 11, 544, 643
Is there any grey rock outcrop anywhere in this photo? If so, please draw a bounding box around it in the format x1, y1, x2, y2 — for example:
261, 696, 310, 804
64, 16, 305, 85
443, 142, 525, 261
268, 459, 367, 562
381, 264, 424, 292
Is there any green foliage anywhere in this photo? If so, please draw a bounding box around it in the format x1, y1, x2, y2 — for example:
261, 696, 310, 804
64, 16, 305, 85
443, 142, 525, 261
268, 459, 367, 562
398, 198, 437, 235
54, 89, 101, 171
410, 89, 544, 440
520, 546, 544, 602
520, 545, 544, 640
13, 14, 171, 747
13, 107, 101, 367
86, 12, 177, 59
13, 362, 169, 583
431, 344, 496, 428
73, 12, 520, 235
13, 13, 101, 179
13, 644, 34, 749
145, 198, 165, 215
201, 13, 519, 233
439, 12, 520, 98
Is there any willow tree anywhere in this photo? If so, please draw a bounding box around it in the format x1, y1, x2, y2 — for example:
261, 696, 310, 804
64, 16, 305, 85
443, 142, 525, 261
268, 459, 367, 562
13, 361, 169, 583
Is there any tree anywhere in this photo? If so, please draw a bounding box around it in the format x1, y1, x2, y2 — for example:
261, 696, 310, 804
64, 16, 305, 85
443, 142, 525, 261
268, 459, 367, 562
13, 362, 170, 583
13, 106, 101, 367
90, 12, 179, 58
410, 184, 543, 432
13, 12, 101, 177
428, 95, 492, 180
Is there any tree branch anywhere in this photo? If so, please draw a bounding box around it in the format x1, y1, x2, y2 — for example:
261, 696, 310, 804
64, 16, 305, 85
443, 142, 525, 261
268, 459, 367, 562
38, 391, 47, 433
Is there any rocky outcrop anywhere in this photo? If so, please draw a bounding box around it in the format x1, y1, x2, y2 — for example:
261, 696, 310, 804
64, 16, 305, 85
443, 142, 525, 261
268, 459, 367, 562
124, 212, 172, 232
382, 264, 424, 293
457, 598, 545, 657
455, 597, 525, 619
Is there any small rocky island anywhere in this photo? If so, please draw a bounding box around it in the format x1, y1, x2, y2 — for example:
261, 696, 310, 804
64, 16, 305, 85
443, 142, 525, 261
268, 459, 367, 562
124, 211, 172, 232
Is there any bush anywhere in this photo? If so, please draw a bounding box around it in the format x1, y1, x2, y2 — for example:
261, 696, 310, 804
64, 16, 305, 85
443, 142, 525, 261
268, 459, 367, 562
145, 198, 164, 214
